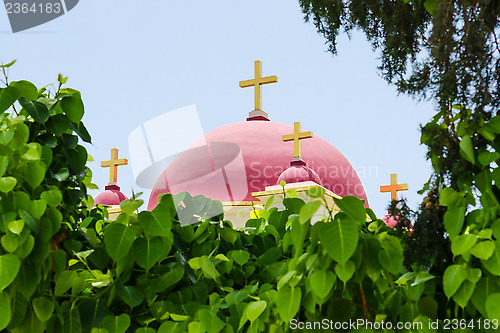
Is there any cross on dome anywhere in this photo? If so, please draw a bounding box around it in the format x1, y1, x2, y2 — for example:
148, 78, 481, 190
101, 148, 128, 185
380, 173, 408, 202
239, 60, 277, 118
282, 122, 313, 160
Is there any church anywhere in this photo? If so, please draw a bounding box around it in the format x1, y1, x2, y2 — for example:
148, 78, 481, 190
94, 61, 408, 227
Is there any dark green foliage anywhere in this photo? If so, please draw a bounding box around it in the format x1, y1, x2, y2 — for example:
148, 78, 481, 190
299, 0, 500, 112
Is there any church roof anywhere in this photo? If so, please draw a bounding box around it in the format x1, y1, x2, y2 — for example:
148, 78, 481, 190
148, 119, 368, 209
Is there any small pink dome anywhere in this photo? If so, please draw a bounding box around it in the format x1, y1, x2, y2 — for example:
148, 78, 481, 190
95, 185, 128, 206
382, 214, 398, 228
277, 160, 322, 186
382, 213, 413, 229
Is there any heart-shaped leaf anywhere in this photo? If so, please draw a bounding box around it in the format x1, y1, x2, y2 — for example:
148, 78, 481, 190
132, 237, 164, 271
319, 220, 358, 264
0, 254, 21, 291
335, 260, 355, 283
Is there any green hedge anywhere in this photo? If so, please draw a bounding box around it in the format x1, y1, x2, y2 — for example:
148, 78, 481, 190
1, 69, 500, 332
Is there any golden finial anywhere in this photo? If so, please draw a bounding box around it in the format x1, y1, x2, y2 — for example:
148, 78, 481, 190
282, 122, 313, 159
380, 174, 408, 201
239, 60, 277, 113
101, 148, 128, 184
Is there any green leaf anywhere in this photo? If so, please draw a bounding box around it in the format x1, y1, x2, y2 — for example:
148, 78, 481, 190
219, 227, 238, 244
482, 240, 500, 275
0, 86, 19, 112
19, 97, 49, 123
0, 130, 14, 146
63, 308, 82, 333
61, 94, 84, 123
486, 293, 500, 320
265, 195, 274, 210
0, 177, 17, 193
19, 210, 38, 234
0, 59, 16, 68
41, 189, 62, 207
65, 145, 87, 174
132, 237, 164, 271
199, 255, 220, 280
310, 269, 335, 298
196, 308, 225, 332
412, 271, 435, 286
485, 116, 500, 133
10, 80, 37, 100
0, 292, 11, 331
335, 260, 356, 283
443, 207, 466, 238
158, 321, 187, 333
9, 293, 28, 329
32, 297, 54, 322
79, 299, 107, 333
246, 301, 267, 322
55, 270, 77, 295
451, 234, 478, 256
276, 285, 301, 322
453, 280, 475, 308
54, 167, 70, 181
417, 296, 438, 319
136, 328, 156, 333
229, 250, 250, 266
1, 233, 18, 252
17, 162, 45, 189
443, 264, 466, 298
378, 247, 403, 275
102, 314, 131, 333
423, 0, 437, 15
22, 144, 41, 161
283, 198, 304, 214
0, 254, 20, 291
319, 220, 358, 264
104, 223, 135, 261
8, 220, 24, 235
459, 135, 474, 164
0, 156, 9, 177
307, 186, 325, 198
478, 151, 500, 166
138, 210, 172, 237
472, 241, 495, 260
333, 196, 367, 222
116, 285, 144, 309
299, 200, 321, 224
120, 198, 144, 214
70, 122, 91, 143
45, 114, 70, 135
18, 262, 40, 299
440, 188, 466, 207
151, 265, 184, 293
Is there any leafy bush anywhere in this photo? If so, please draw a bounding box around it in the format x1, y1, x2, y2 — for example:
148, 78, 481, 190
2, 67, 500, 333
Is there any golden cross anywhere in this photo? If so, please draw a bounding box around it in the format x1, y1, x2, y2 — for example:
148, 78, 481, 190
239, 60, 277, 111
282, 122, 313, 159
380, 174, 408, 202
101, 148, 128, 184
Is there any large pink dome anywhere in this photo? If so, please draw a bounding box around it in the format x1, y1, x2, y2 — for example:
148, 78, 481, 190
148, 120, 368, 210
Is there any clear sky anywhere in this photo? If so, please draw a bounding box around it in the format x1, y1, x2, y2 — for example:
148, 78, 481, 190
1, 0, 435, 217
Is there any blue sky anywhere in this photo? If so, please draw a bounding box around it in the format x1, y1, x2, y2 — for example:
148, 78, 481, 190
1, 0, 435, 217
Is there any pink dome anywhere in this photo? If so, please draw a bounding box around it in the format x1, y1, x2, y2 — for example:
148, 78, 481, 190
277, 160, 322, 185
148, 119, 368, 210
95, 185, 128, 206
382, 214, 398, 228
